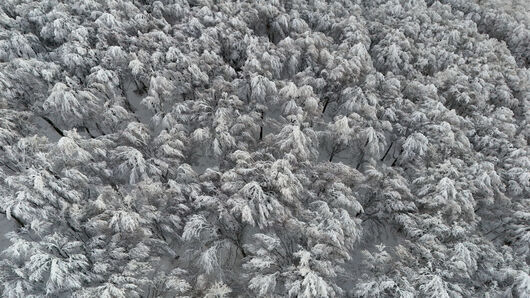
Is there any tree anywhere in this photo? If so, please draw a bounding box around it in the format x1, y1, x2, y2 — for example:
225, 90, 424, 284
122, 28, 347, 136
0, 0, 529, 296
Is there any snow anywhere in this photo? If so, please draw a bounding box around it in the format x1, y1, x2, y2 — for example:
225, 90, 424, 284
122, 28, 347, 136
0, 0, 528, 296
0, 216, 16, 252
33, 116, 62, 142
124, 80, 153, 126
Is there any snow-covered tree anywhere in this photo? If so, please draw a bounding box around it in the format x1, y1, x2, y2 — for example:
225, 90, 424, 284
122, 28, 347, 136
0, 0, 528, 296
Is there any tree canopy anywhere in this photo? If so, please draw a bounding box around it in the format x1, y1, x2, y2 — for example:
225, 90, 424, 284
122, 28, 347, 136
0, 0, 528, 297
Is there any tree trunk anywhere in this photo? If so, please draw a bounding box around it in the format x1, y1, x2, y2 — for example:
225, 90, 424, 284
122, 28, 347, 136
95, 122, 107, 135
329, 145, 338, 162
322, 98, 330, 113
0, 210, 25, 228
1, 161, 17, 173
356, 150, 365, 169
83, 126, 95, 138
259, 111, 264, 140
381, 141, 393, 161
41, 116, 64, 137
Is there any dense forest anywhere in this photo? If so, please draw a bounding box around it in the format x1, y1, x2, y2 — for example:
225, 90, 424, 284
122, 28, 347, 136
0, 0, 528, 297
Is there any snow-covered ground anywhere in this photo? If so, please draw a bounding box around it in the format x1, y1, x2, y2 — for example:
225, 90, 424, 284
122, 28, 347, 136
0, 217, 16, 252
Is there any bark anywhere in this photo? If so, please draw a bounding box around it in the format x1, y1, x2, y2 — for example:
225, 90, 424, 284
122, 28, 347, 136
83, 126, 95, 138
259, 111, 264, 140
0, 210, 25, 228
322, 97, 330, 113
41, 116, 64, 137
356, 150, 365, 169
381, 141, 394, 161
